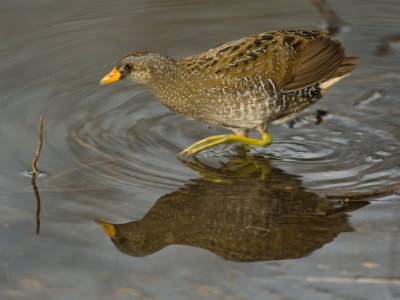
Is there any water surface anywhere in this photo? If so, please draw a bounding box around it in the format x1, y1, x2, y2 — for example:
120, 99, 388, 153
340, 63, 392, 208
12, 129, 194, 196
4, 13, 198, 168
0, 0, 400, 299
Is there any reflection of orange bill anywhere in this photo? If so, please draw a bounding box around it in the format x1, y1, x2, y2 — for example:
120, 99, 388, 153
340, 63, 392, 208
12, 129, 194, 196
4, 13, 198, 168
95, 220, 116, 237
99, 67, 121, 85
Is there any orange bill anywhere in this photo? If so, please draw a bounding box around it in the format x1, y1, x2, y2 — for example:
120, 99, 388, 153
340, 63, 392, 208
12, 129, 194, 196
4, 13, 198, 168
99, 67, 121, 85
95, 220, 117, 237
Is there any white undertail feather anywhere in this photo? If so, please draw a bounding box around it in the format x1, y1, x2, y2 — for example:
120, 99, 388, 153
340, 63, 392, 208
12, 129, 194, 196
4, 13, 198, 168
320, 56, 359, 93
320, 73, 350, 92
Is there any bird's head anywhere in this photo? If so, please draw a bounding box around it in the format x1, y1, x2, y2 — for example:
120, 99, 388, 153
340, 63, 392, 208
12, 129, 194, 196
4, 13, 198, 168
100, 51, 173, 85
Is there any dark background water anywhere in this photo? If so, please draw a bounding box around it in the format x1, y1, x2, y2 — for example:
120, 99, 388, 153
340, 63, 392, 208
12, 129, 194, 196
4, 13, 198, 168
0, 0, 399, 299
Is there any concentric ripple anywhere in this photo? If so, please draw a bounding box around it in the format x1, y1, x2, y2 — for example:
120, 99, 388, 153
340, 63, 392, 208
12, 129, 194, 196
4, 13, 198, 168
67, 85, 400, 196
67, 96, 193, 193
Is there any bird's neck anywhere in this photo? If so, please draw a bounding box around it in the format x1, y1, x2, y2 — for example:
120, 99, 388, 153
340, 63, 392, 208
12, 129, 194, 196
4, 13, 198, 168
146, 58, 196, 113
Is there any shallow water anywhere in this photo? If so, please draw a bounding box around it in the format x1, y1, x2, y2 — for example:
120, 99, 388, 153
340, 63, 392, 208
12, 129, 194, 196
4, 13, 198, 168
1, 0, 400, 299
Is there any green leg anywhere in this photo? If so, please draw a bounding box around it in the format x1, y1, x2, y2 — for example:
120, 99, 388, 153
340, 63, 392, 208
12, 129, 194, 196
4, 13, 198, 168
178, 131, 273, 156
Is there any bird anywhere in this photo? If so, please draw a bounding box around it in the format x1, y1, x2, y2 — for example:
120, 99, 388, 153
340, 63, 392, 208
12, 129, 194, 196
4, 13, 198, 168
100, 29, 358, 156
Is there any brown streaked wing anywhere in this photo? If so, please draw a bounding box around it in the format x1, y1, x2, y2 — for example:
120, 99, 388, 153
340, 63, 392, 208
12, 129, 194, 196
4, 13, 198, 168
180, 30, 343, 95
282, 34, 345, 91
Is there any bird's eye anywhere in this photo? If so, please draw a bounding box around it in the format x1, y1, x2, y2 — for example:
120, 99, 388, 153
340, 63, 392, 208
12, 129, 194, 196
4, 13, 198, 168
125, 63, 133, 71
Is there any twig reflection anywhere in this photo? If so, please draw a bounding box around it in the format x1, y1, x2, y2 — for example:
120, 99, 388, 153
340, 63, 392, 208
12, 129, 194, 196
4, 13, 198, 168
31, 174, 41, 235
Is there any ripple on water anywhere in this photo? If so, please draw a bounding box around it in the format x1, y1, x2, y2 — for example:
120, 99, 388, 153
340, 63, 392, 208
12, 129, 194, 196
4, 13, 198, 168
67, 100, 197, 193
265, 113, 400, 194
67, 93, 400, 196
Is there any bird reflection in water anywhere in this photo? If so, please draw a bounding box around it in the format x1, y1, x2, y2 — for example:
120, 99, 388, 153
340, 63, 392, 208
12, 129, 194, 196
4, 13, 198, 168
96, 153, 367, 262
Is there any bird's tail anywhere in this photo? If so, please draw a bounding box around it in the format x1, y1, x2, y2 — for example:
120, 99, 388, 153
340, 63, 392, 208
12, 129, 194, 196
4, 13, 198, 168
320, 56, 360, 92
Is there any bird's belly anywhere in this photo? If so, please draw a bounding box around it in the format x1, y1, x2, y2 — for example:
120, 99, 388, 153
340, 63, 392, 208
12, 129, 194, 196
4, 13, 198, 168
199, 89, 323, 128
155, 84, 322, 129
196, 96, 273, 128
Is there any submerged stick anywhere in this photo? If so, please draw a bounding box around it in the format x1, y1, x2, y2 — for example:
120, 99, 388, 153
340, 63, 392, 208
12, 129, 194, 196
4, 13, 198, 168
75, 138, 116, 161
31, 116, 44, 174
326, 184, 400, 201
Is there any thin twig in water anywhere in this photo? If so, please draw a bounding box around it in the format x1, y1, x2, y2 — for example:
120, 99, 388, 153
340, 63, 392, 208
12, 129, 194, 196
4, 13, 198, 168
326, 184, 400, 201
31, 116, 44, 174
75, 138, 116, 161
48, 159, 117, 181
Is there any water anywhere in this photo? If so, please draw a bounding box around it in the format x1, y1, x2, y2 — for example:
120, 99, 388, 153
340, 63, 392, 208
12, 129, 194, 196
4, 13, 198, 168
1, 0, 400, 299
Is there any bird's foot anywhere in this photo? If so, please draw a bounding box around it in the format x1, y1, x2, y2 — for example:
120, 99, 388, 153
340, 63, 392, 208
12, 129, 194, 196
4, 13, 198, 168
178, 132, 272, 156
